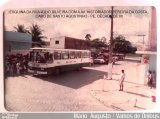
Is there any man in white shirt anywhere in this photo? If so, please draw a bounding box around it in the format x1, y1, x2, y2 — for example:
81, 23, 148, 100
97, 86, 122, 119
119, 70, 125, 91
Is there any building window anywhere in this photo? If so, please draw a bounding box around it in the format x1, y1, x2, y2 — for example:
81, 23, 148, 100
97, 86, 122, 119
55, 40, 59, 44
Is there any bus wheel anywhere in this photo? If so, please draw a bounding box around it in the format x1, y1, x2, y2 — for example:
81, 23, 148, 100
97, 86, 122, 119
90, 63, 93, 66
54, 68, 60, 75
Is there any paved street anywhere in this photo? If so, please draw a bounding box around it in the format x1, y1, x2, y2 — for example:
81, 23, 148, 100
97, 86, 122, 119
5, 58, 156, 112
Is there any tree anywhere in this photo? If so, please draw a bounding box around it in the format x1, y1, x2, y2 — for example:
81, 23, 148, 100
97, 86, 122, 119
90, 38, 108, 49
14, 24, 28, 33
28, 24, 47, 47
85, 34, 91, 41
101, 37, 107, 43
112, 35, 137, 54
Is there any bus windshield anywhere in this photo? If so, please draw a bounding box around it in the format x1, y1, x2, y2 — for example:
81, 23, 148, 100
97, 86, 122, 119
30, 50, 53, 63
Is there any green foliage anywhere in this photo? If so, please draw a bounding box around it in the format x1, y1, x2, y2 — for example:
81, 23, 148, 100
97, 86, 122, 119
14, 24, 28, 33
28, 24, 47, 45
112, 35, 137, 54
14, 24, 47, 47
90, 38, 107, 49
85, 34, 91, 41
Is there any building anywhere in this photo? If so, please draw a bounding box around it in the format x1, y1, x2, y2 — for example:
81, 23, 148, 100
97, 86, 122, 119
4, 31, 32, 54
135, 7, 157, 86
136, 51, 157, 85
148, 7, 157, 51
50, 36, 90, 50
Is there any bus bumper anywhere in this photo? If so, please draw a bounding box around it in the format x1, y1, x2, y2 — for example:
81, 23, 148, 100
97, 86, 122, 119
28, 69, 34, 73
28, 69, 48, 75
37, 71, 48, 74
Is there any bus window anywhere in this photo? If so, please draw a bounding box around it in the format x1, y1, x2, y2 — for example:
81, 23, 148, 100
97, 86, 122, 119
37, 52, 53, 63
29, 51, 34, 61
84, 52, 90, 58
54, 51, 61, 60
81, 52, 85, 58
29, 51, 39, 62
61, 51, 69, 59
29, 50, 53, 63
49, 54, 53, 62
85, 52, 90, 58
69, 51, 75, 59
44, 52, 49, 61
88, 52, 91, 57
84, 52, 87, 58
75, 51, 81, 58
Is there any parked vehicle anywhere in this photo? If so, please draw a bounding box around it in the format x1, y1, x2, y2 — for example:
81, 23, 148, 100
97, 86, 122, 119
93, 55, 109, 64
93, 58, 105, 64
112, 53, 125, 60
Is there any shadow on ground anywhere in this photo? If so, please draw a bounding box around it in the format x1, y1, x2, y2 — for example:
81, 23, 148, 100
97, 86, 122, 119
134, 106, 146, 110
90, 64, 108, 68
34, 68, 108, 89
113, 63, 121, 65
124, 91, 150, 98
124, 58, 141, 63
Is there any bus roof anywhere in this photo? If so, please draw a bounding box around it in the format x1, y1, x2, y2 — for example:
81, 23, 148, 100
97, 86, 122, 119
31, 47, 90, 52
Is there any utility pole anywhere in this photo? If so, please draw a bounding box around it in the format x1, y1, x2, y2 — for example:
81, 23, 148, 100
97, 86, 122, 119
107, 6, 114, 80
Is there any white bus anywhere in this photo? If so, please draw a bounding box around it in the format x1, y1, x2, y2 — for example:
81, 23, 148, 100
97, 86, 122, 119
28, 48, 92, 75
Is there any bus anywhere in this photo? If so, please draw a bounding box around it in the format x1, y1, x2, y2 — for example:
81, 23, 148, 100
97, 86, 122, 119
28, 48, 92, 75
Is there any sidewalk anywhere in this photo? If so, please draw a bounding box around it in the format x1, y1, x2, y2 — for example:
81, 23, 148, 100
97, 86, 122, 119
90, 63, 156, 111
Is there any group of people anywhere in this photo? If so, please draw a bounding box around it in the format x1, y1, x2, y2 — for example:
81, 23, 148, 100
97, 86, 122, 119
5, 53, 30, 76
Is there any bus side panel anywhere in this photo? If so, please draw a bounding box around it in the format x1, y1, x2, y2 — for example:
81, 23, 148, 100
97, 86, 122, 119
44, 62, 90, 74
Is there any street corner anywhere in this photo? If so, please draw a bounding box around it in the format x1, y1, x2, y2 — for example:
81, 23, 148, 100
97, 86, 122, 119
89, 88, 133, 111
89, 80, 156, 111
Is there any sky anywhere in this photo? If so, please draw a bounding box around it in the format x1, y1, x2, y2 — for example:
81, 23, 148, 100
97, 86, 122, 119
4, 6, 151, 44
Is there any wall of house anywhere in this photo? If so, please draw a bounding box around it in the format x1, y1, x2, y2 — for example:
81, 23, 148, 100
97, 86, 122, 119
50, 36, 65, 49
149, 55, 157, 72
4, 31, 32, 53
149, 54, 157, 84
141, 54, 157, 85
5, 41, 31, 51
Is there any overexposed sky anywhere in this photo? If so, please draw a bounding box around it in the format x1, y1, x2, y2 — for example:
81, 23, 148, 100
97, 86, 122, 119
4, 6, 151, 44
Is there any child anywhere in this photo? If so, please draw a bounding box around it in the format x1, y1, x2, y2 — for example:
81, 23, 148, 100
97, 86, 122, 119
119, 70, 125, 91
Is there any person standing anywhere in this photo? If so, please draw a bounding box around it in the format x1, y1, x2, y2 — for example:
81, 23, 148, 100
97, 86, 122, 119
119, 69, 125, 91
16, 62, 20, 75
147, 70, 153, 89
10, 63, 14, 76
6, 62, 10, 75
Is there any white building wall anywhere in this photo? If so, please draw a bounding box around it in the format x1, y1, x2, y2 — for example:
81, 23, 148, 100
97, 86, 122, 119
140, 64, 148, 85
148, 7, 157, 51
140, 54, 157, 85
149, 55, 157, 72
50, 36, 65, 49
149, 55, 157, 84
